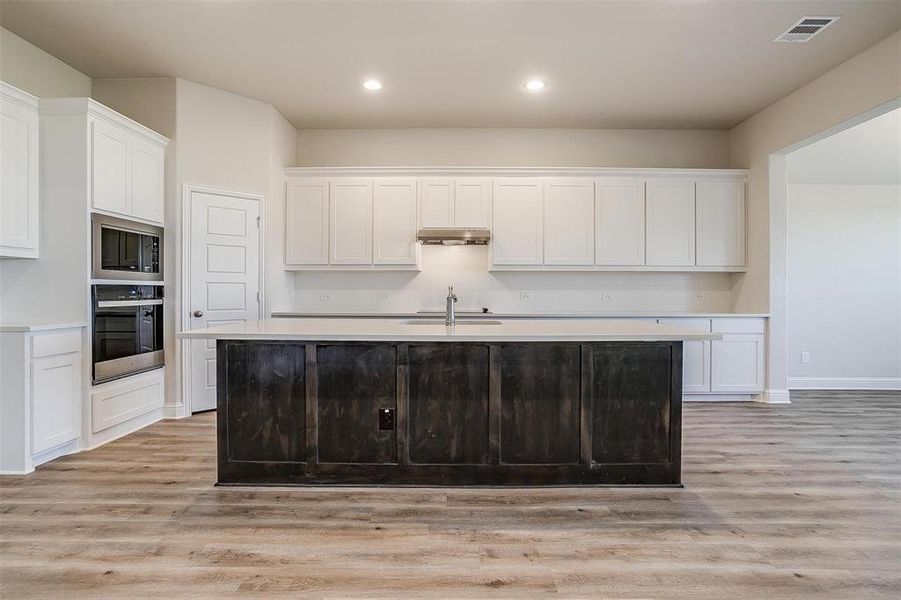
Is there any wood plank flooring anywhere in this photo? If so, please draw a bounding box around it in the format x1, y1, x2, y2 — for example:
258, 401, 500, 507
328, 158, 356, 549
2, 391, 899, 598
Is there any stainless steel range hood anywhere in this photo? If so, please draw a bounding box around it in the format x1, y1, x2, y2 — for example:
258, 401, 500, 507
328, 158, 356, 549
417, 228, 491, 245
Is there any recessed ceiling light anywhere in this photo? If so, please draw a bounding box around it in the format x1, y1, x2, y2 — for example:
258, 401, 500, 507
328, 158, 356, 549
363, 79, 382, 91
525, 79, 546, 92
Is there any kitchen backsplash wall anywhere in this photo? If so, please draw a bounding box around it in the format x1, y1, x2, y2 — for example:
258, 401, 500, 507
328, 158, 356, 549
291, 246, 736, 314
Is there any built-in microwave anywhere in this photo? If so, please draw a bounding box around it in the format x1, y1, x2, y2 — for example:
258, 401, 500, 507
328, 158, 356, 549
91, 214, 163, 281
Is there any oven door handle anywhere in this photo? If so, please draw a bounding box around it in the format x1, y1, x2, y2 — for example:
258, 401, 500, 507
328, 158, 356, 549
96, 299, 164, 308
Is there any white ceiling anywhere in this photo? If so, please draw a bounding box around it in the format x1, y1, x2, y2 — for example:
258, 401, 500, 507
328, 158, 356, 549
788, 108, 901, 185
1, 1, 899, 129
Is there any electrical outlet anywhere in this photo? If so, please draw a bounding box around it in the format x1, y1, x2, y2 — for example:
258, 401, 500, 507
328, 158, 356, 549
377, 292, 391, 303
600, 292, 614, 302
801, 352, 810, 364
520, 291, 532, 302
695, 293, 706, 302
319, 292, 334, 303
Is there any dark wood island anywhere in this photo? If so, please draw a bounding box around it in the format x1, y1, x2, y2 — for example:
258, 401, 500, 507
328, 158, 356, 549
181, 318, 717, 487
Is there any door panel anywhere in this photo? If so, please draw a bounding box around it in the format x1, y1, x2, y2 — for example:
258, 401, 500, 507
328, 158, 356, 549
224, 342, 306, 463
189, 190, 261, 412
130, 137, 164, 223
286, 179, 329, 265
646, 180, 696, 266
31, 353, 80, 454
697, 181, 745, 267
0, 100, 39, 255
419, 179, 454, 228
596, 178, 645, 266
330, 179, 372, 264
591, 343, 673, 465
491, 179, 543, 266
500, 344, 581, 464
317, 345, 397, 463
373, 179, 418, 265
544, 179, 595, 266
91, 120, 130, 216
711, 335, 765, 393
454, 179, 490, 228
408, 344, 489, 465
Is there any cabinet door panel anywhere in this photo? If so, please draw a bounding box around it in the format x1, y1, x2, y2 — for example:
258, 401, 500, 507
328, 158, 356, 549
591, 343, 673, 465
657, 318, 710, 393
0, 99, 39, 256
286, 179, 329, 265
454, 179, 490, 228
491, 179, 543, 266
595, 178, 645, 266
646, 180, 695, 266
317, 345, 397, 463
223, 342, 306, 463
373, 179, 418, 265
419, 179, 454, 228
711, 335, 764, 393
697, 181, 745, 267
544, 178, 595, 266
91, 120, 130, 216
500, 344, 581, 464
130, 137, 164, 223
408, 344, 489, 464
329, 179, 372, 264
32, 353, 80, 454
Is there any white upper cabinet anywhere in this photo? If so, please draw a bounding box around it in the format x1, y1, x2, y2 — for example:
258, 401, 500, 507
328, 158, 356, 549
696, 181, 745, 267
130, 136, 164, 223
491, 179, 543, 266
453, 179, 490, 228
645, 180, 696, 266
91, 119, 131, 217
286, 178, 329, 265
329, 179, 373, 264
419, 179, 454, 228
0, 83, 40, 259
595, 178, 645, 266
88, 107, 166, 225
373, 179, 418, 265
419, 178, 490, 229
544, 178, 594, 266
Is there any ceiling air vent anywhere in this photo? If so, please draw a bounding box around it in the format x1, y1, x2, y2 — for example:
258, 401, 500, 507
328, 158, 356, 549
775, 16, 840, 42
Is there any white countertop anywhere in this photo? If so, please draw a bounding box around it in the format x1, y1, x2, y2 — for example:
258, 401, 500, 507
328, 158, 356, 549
180, 318, 720, 342
0, 322, 89, 333
272, 311, 769, 319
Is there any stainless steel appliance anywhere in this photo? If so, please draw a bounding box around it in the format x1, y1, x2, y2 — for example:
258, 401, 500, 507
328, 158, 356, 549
416, 228, 490, 245
92, 284, 164, 384
92, 214, 163, 281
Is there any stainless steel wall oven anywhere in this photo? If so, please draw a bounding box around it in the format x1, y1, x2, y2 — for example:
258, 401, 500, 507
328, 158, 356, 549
92, 284, 164, 384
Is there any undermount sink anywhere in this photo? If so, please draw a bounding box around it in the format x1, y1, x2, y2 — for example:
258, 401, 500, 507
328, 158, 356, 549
402, 320, 503, 326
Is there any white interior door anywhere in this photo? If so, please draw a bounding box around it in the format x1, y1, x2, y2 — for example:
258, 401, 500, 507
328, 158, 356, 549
187, 188, 261, 413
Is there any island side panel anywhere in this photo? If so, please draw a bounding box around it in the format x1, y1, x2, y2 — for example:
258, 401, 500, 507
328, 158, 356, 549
589, 341, 680, 484
317, 344, 397, 464
499, 344, 582, 465
217, 341, 307, 482
407, 344, 490, 465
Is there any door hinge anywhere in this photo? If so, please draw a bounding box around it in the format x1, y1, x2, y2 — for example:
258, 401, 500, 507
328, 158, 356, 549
256, 216, 261, 228
256, 291, 261, 302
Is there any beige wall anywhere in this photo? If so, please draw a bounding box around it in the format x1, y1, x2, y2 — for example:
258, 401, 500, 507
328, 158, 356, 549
0, 27, 90, 97
296, 128, 731, 168
268, 107, 298, 314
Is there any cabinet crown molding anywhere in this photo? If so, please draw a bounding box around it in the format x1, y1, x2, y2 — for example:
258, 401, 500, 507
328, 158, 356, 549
38, 97, 169, 146
1, 81, 39, 109
285, 166, 749, 179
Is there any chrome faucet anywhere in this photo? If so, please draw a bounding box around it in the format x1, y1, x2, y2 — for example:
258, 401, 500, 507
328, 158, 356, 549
445, 286, 458, 326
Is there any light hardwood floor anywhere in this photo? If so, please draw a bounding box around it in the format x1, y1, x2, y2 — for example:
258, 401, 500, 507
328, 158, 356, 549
2, 391, 900, 598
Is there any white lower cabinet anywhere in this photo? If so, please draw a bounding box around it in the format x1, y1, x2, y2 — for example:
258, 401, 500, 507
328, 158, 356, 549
90, 369, 164, 434
1, 326, 84, 474
658, 317, 765, 397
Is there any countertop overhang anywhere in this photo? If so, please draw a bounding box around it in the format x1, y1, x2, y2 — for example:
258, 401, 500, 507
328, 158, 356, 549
179, 318, 720, 343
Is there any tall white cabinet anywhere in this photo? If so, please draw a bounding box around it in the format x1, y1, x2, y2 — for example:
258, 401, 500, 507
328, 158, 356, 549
0, 83, 40, 258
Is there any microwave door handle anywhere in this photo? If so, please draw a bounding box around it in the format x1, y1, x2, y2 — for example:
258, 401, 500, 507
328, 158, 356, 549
96, 299, 164, 308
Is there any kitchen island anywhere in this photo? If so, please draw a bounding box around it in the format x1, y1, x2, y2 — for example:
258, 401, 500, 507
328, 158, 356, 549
181, 318, 717, 487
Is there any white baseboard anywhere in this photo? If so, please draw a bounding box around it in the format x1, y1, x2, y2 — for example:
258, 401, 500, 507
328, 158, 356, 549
788, 377, 901, 391
32, 439, 79, 468
684, 394, 754, 402
163, 402, 188, 419
756, 389, 791, 404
